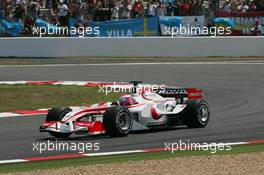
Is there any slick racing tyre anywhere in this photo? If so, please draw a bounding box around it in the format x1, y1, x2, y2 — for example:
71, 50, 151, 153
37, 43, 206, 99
103, 106, 133, 137
46, 106, 72, 138
183, 100, 210, 128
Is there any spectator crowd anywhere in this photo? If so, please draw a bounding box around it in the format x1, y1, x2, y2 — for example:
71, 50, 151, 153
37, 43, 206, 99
220, 0, 264, 13
0, 0, 263, 34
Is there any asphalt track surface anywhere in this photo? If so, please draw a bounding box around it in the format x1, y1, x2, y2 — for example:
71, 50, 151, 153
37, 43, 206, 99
0, 62, 264, 160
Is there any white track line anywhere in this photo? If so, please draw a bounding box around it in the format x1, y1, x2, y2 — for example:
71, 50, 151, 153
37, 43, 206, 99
84, 150, 144, 157
0, 159, 28, 164
0, 141, 263, 165
1, 61, 264, 68
0, 113, 22, 118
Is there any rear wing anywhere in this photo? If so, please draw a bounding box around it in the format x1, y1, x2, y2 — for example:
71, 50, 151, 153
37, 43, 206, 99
156, 87, 203, 100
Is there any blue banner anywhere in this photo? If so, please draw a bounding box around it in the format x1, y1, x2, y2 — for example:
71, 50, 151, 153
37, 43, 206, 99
95, 17, 159, 37
0, 20, 23, 36
35, 18, 59, 32
160, 16, 183, 29
213, 18, 235, 28
70, 17, 159, 37
159, 16, 182, 36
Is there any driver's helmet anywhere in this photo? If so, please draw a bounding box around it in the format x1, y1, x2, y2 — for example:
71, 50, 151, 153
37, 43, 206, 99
119, 94, 135, 106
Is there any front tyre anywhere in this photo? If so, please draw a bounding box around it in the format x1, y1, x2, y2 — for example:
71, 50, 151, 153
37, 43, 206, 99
103, 107, 133, 137
46, 106, 72, 138
183, 100, 210, 128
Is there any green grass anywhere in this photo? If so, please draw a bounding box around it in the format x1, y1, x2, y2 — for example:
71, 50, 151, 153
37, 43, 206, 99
0, 143, 263, 173
0, 84, 121, 112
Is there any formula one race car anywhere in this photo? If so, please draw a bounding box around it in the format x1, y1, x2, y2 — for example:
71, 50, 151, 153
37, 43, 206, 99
40, 81, 210, 138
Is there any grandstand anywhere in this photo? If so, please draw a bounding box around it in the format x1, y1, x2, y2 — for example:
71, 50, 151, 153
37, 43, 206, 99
0, 0, 263, 36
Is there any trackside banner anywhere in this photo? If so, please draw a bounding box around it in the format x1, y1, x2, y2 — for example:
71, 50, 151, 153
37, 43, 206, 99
92, 17, 159, 37
70, 17, 159, 37
215, 11, 264, 36
159, 16, 205, 36
0, 20, 23, 36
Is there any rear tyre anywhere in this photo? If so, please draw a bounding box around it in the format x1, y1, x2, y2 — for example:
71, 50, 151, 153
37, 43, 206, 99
103, 107, 133, 137
183, 100, 210, 128
46, 106, 72, 138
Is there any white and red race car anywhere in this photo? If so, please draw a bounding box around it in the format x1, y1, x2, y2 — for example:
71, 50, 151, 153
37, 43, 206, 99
40, 81, 210, 138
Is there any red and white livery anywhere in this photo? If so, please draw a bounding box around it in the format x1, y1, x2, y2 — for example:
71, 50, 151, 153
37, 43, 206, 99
40, 81, 210, 138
